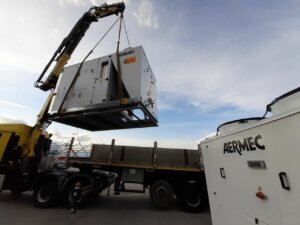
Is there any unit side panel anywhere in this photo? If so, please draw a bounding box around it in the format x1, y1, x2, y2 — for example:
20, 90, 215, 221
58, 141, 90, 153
264, 113, 300, 225
111, 46, 157, 119
49, 64, 78, 113
111, 47, 142, 98
209, 200, 267, 225
202, 125, 281, 225
49, 59, 102, 113
140, 48, 157, 119
62, 59, 101, 109
93, 56, 114, 102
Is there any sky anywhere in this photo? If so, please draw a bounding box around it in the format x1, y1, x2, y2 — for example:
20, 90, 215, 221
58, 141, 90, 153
1, 0, 300, 149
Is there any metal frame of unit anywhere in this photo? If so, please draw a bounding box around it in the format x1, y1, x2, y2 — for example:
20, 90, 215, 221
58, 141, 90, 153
49, 98, 157, 131
48, 46, 157, 131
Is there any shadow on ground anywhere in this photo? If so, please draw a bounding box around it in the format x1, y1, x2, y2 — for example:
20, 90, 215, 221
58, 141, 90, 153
0, 191, 212, 225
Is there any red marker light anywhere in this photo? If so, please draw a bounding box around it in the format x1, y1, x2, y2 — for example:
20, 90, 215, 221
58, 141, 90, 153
256, 191, 265, 199
256, 186, 266, 200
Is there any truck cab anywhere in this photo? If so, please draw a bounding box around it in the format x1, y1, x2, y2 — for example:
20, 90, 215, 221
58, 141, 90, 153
0, 124, 51, 195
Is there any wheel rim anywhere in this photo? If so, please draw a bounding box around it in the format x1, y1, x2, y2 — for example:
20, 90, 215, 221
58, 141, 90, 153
156, 186, 168, 199
185, 191, 201, 207
68, 188, 83, 204
37, 186, 54, 203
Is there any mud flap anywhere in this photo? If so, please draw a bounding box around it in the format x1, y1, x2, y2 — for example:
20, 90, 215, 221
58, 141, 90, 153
0, 175, 5, 191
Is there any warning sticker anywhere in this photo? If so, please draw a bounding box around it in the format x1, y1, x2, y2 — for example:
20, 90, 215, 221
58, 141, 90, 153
123, 56, 136, 64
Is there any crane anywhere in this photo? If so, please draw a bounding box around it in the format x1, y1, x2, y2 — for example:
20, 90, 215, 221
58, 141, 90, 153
0, 2, 125, 197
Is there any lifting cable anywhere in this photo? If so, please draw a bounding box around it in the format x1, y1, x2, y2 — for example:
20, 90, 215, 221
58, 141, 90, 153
57, 13, 132, 114
83, 13, 131, 70
72, 15, 134, 162
58, 13, 132, 153
116, 13, 124, 99
115, 14, 131, 100
56, 15, 123, 114
83, 16, 121, 63
122, 16, 131, 48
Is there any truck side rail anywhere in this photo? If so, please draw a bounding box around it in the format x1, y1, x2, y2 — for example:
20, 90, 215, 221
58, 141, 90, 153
66, 140, 204, 172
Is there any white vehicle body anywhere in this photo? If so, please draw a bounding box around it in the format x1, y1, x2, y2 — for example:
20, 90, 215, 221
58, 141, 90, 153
200, 88, 300, 225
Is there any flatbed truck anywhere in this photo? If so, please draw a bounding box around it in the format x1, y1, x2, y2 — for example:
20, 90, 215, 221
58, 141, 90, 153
66, 140, 208, 212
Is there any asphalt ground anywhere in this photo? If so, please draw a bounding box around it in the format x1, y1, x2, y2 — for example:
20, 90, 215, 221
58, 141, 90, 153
0, 189, 212, 225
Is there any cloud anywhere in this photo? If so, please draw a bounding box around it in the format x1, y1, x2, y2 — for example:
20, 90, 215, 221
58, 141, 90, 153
49, 128, 93, 156
91, 134, 198, 149
0, 116, 27, 124
58, 0, 87, 7
50, 128, 91, 146
58, 0, 130, 7
157, 100, 176, 111
149, 23, 300, 115
105, 0, 130, 4
155, 137, 199, 149
157, 95, 180, 112
198, 132, 217, 143
135, 2, 300, 116
49, 28, 60, 39
0, 3, 66, 75
133, 0, 159, 29
0, 99, 33, 110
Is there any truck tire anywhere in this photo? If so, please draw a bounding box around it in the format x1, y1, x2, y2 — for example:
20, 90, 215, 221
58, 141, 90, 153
177, 182, 206, 213
150, 180, 174, 209
33, 180, 58, 208
63, 181, 85, 208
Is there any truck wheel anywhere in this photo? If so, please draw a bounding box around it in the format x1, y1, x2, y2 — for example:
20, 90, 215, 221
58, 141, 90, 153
150, 180, 174, 209
33, 180, 58, 208
178, 182, 206, 213
63, 182, 85, 208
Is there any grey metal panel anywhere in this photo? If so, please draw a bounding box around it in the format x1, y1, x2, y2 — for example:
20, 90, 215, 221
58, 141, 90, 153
188, 150, 200, 166
90, 144, 201, 168
90, 145, 111, 161
111, 146, 123, 162
156, 148, 186, 166
92, 144, 153, 163
122, 146, 153, 164
121, 168, 144, 183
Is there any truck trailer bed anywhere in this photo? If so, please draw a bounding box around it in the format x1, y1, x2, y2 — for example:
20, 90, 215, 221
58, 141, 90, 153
67, 141, 203, 172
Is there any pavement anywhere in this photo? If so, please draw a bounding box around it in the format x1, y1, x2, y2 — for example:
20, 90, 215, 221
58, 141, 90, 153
0, 190, 212, 225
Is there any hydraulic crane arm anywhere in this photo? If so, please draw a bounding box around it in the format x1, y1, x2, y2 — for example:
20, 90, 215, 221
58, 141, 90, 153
34, 2, 125, 91
23, 2, 125, 158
